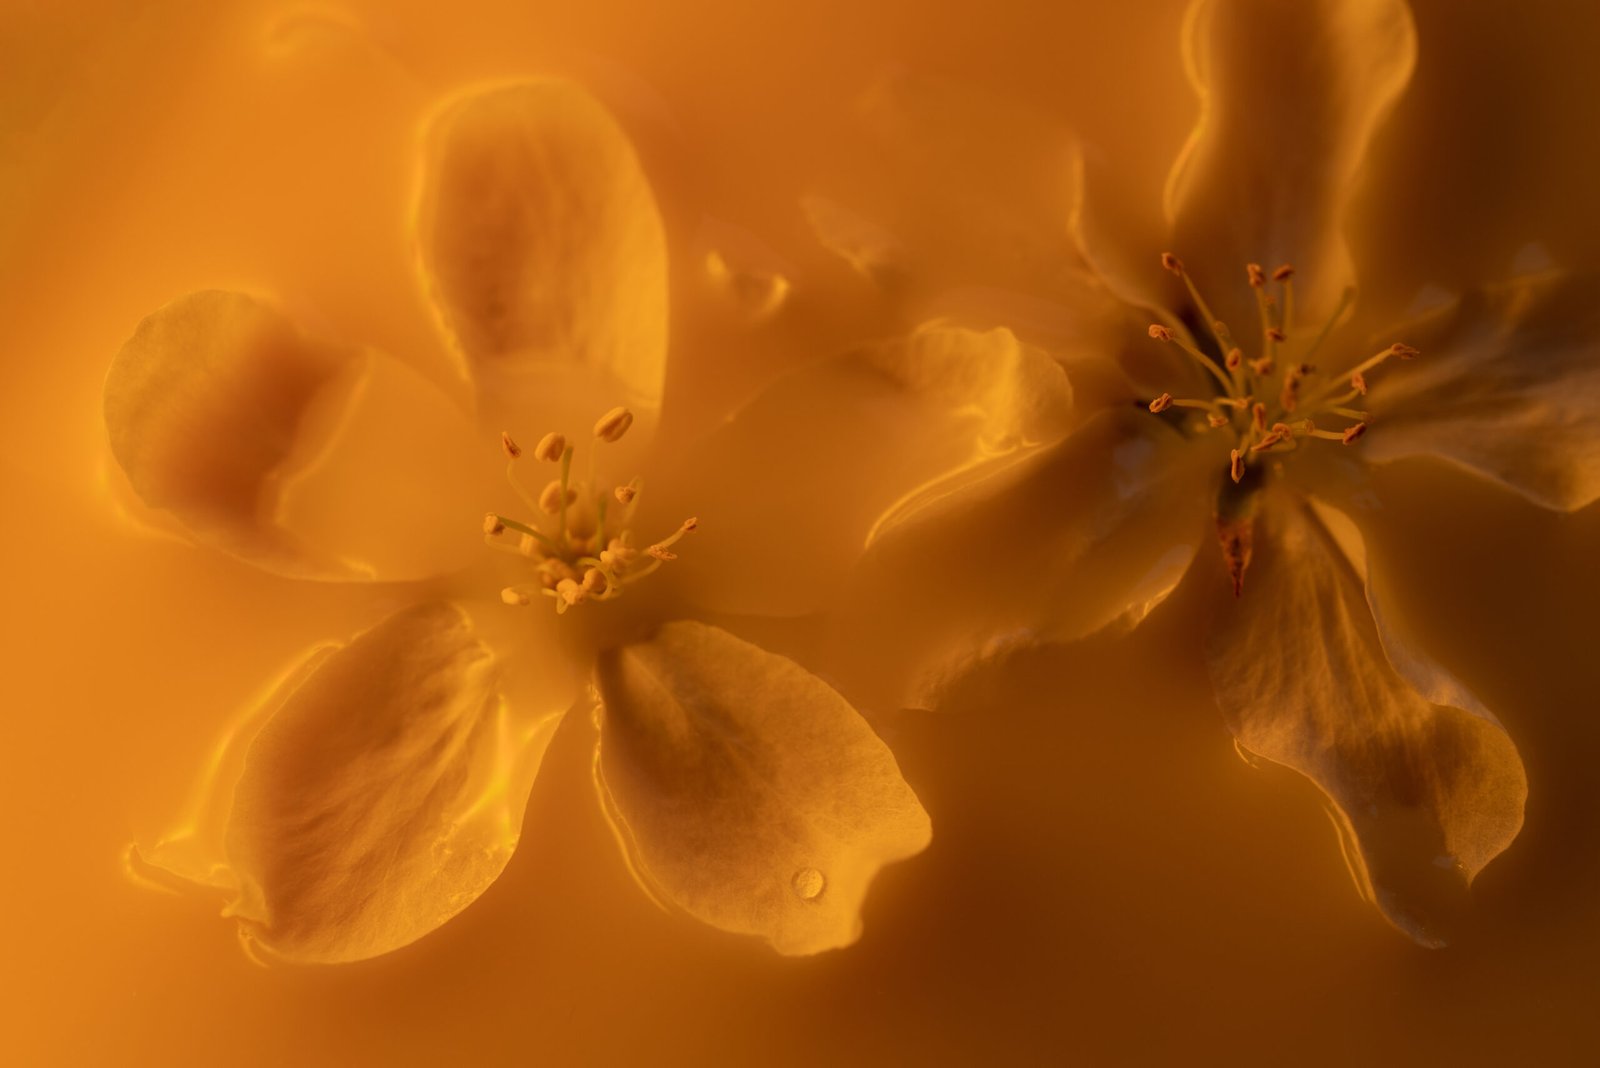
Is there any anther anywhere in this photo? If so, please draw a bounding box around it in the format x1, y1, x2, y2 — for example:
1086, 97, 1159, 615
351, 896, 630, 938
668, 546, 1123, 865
1161, 252, 1185, 275
1149, 392, 1174, 413
594, 407, 635, 442
1225, 347, 1243, 370
501, 587, 532, 607
1351, 371, 1368, 395
581, 567, 608, 595
614, 480, 640, 505
1207, 413, 1230, 428
539, 480, 574, 515
1247, 263, 1266, 288
1230, 449, 1245, 483
1252, 402, 1267, 431
1279, 371, 1301, 414
1148, 324, 1174, 341
556, 578, 587, 607
500, 432, 522, 460
680, 517, 700, 532
1390, 343, 1420, 360
1250, 356, 1275, 376
1272, 264, 1295, 282
647, 545, 677, 561
533, 432, 566, 462
1341, 422, 1368, 445
518, 533, 538, 557
1266, 327, 1287, 343
483, 513, 505, 536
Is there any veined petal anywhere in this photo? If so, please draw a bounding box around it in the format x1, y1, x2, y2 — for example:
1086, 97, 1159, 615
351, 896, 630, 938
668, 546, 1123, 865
132, 602, 564, 964
1364, 270, 1600, 511
592, 621, 930, 956
103, 291, 486, 581
415, 80, 669, 419
1205, 494, 1526, 947
672, 322, 1078, 617
1165, 0, 1416, 330
829, 408, 1217, 712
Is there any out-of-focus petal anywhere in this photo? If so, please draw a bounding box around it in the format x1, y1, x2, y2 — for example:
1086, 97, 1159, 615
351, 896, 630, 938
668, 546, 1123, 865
670, 322, 1079, 617
592, 621, 930, 956
1205, 493, 1526, 947
829, 408, 1218, 712
1163, 0, 1416, 331
132, 602, 565, 964
415, 79, 669, 420
103, 290, 486, 581
1363, 270, 1600, 511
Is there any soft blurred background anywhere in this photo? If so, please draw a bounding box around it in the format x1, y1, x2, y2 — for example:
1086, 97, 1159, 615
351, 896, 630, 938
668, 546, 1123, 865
3, 0, 1599, 1062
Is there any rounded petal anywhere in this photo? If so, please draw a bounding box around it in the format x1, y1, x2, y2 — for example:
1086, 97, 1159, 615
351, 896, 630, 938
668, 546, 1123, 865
131, 602, 567, 964
1205, 493, 1526, 947
670, 322, 1078, 617
415, 80, 669, 421
1163, 0, 1417, 330
103, 290, 487, 581
1364, 269, 1600, 511
592, 621, 930, 956
828, 409, 1219, 712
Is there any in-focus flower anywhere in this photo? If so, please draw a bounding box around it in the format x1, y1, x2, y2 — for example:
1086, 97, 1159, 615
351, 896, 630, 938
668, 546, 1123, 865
117, 79, 929, 964
694, 0, 1600, 946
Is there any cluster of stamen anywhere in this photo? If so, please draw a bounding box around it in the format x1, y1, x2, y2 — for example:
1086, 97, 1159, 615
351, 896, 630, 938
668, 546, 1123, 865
1144, 253, 1418, 484
482, 406, 697, 615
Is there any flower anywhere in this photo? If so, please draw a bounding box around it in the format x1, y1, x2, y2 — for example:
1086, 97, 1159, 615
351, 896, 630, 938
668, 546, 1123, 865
116, 79, 929, 964
697, 0, 1600, 947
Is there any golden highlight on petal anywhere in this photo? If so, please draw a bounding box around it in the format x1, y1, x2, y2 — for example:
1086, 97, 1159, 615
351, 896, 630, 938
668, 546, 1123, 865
592, 621, 931, 955
415, 79, 669, 413
1205, 496, 1526, 946
134, 603, 556, 964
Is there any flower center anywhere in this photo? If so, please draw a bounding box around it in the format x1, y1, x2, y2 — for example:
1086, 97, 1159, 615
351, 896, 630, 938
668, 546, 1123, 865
1143, 253, 1418, 485
482, 406, 697, 614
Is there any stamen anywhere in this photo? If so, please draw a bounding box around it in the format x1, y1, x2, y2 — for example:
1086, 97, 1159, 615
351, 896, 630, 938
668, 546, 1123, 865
614, 481, 640, 505
1147, 323, 1234, 393
483, 513, 505, 536
1249, 356, 1275, 377
1247, 263, 1266, 288
1274, 265, 1295, 332
538, 480, 573, 515
501, 586, 534, 607
594, 407, 635, 442
1159, 252, 1231, 354
1350, 371, 1368, 396
1229, 449, 1245, 483
500, 432, 522, 460
1271, 265, 1295, 282
1149, 393, 1173, 413
1161, 252, 1185, 275
533, 432, 566, 463
1341, 423, 1368, 445
1251, 403, 1267, 431
1278, 367, 1301, 414
1207, 413, 1230, 428
1225, 347, 1243, 370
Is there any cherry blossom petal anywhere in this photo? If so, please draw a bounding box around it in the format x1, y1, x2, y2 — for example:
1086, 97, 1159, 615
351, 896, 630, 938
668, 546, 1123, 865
592, 621, 929, 956
1364, 270, 1600, 511
132, 602, 567, 964
1205, 494, 1526, 946
1163, 0, 1417, 331
671, 322, 1079, 617
415, 80, 668, 420
103, 290, 487, 581
829, 409, 1218, 712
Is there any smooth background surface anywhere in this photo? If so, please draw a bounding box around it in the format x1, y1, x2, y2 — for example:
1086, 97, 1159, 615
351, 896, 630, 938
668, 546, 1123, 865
3, 1, 1598, 1062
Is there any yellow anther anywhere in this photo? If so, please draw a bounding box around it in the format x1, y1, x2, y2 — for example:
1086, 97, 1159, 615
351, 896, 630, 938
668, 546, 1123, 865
1149, 392, 1174, 413
614, 480, 640, 505
1271, 264, 1295, 282
483, 513, 505, 536
1247, 263, 1266, 287
1351, 371, 1368, 395
518, 533, 539, 557
501, 587, 532, 607
539, 480, 574, 515
1341, 422, 1368, 445
500, 431, 522, 460
1161, 252, 1185, 275
556, 578, 587, 607
647, 545, 677, 561
594, 406, 635, 442
533, 432, 566, 462
581, 567, 608, 594
1148, 324, 1174, 341
1230, 449, 1245, 483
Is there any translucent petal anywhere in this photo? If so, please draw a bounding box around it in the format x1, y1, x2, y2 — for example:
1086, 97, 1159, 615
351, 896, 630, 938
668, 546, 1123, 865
829, 409, 1217, 712
1364, 269, 1600, 511
133, 602, 564, 964
671, 322, 1077, 617
1205, 494, 1526, 946
592, 621, 931, 956
415, 80, 669, 419
103, 290, 487, 581
1163, 0, 1417, 331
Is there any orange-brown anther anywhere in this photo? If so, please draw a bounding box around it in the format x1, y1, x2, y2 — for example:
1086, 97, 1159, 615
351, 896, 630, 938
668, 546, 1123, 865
1148, 392, 1174, 413
614, 481, 639, 505
1229, 449, 1245, 483
483, 513, 505, 536
1266, 327, 1287, 343
1148, 324, 1174, 341
1207, 413, 1230, 428
1271, 264, 1295, 282
1252, 402, 1267, 431
1161, 252, 1185, 275
1390, 343, 1420, 360
1250, 429, 1286, 452
1279, 373, 1300, 413
1342, 422, 1369, 445
500, 431, 522, 460
1250, 356, 1275, 376
680, 517, 700, 532
1226, 347, 1243, 370
1351, 371, 1368, 395
1247, 263, 1266, 287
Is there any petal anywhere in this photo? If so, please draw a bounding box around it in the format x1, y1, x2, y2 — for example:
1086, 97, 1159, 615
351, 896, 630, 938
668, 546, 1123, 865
670, 322, 1079, 617
1163, 0, 1417, 330
132, 602, 565, 964
828, 408, 1218, 712
1363, 270, 1600, 511
592, 621, 930, 956
415, 80, 669, 419
1205, 494, 1526, 946
103, 290, 487, 581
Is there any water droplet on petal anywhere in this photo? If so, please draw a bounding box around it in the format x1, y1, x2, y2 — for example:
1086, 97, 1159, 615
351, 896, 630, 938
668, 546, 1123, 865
791, 867, 826, 901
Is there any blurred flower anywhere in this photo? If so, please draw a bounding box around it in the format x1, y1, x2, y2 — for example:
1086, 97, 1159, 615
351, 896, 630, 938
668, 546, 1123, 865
119, 79, 929, 963
710, 0, 1600, 946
